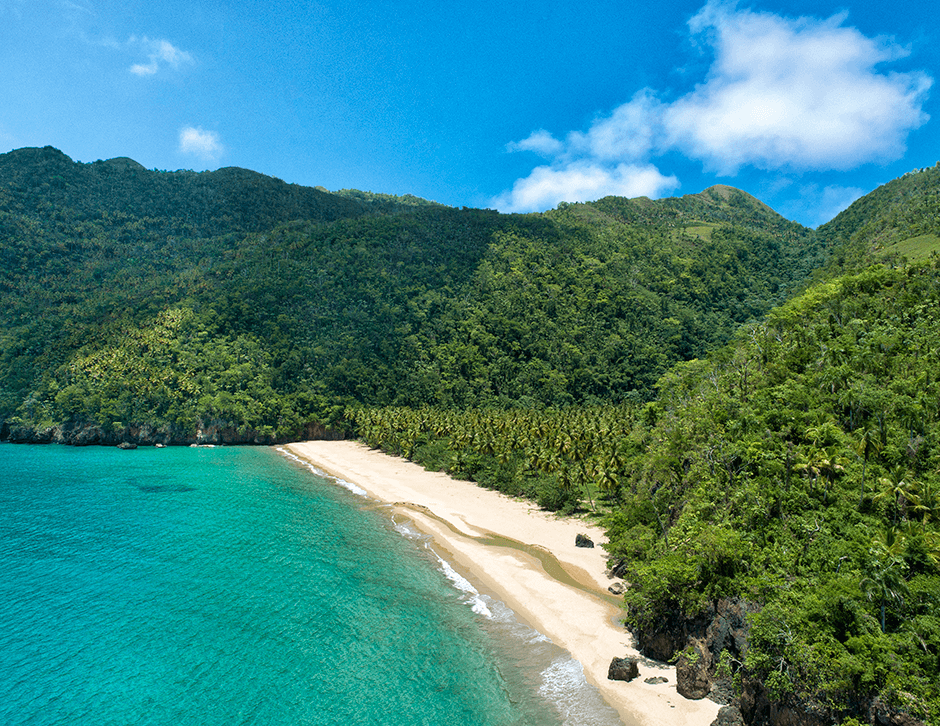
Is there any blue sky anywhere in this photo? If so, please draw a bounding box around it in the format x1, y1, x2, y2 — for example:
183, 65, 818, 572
2, 0, 937, 227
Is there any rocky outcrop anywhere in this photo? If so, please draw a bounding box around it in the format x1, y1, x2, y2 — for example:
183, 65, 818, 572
636, 598, 757, 667
608, 581, 626, 595
713, 706, 746, 726
676, 639, 712, 699
627, 598, 926, 726
869, 698, 927, 726
607, 657, 640, 682
1, 418, 346, 447
738, 679, 831, 726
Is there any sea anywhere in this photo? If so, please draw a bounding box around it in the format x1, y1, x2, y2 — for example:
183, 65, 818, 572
0, 443, 624, 726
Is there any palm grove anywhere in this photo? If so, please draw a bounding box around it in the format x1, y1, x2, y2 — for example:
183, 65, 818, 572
2, 146, 939, 724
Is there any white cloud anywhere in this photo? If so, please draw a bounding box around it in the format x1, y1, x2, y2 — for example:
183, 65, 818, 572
495, 91, 676, 212
664, 0, 932, 173
494, 1, 932, 212
179, 126, 223, 162
566, 90, 664, 163
130, 37, 194, 76
506, 129, 565, 157
493, 162, 679, 213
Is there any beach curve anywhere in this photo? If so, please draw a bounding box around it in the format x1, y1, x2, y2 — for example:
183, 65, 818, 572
285, 440, 721, 726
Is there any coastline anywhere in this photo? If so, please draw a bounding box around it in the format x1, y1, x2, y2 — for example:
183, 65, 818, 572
285, 440, 721, 726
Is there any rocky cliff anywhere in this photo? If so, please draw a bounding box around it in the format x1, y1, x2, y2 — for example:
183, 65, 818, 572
0, 419, 345, 446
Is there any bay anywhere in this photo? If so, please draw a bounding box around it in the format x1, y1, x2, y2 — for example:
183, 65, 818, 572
0, 443, 622, 726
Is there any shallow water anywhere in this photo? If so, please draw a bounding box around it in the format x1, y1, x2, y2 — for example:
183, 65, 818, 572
0, 443, 622, 726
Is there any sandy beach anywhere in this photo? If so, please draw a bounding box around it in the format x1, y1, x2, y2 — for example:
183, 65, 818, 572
285, 440, 721, 726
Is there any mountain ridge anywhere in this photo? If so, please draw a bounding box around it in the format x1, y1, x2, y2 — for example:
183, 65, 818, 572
0, 145, 823, 440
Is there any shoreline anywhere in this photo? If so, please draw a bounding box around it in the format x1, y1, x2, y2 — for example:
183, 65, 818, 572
285, 440, 721, 726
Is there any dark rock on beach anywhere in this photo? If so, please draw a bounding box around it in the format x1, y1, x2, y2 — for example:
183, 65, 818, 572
575, 533, 594, 548
708, 678, 736, 705
608, 559, 629, 579
634, 598, 756, 667
711, 705, 745, 726
607, 657, 639, 682
676, 639, 711, 699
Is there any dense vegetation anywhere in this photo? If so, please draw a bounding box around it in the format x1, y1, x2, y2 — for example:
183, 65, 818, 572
1, 147, 820, 440
352, 261, 940, 724
818, 163, 940, 271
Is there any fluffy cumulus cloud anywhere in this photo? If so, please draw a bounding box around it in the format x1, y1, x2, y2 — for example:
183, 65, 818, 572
179, 126, 224, 162
495, 0, 932, 212
130, 37, 193, 76
665, 0, 932, 173
496, 92, 675, 212
493, 162, 679, 212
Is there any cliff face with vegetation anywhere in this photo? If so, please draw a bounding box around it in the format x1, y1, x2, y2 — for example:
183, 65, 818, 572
4, 145, 939, 724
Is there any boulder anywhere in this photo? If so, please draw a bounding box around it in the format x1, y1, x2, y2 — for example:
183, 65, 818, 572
711, 705, 745, 726
575, 533, 594, 548
608, 581, 626, 595
709, 678, 736, 705
608, 559, 629, 578
676, 639, 711, 700
645, 676, 669, 685
870, 698, 926, 726
607, 657, 640, 682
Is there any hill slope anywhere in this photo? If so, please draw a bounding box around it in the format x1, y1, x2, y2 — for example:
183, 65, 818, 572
818, 162, 940, 269
0, 147, 821, 443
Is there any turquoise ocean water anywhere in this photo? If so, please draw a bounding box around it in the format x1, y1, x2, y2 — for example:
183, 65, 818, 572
0, 444, 622, 726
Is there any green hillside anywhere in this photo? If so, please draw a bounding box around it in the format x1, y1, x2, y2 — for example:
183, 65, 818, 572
0, 147, 821, 442
355, 262, 940, 725
818, 163, 940, 270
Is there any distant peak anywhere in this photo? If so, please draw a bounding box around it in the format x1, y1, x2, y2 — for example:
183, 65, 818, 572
701, 184, 739, 200
95, 157, 147, 172
2, 146, 74, 163
697, 184, 776, 213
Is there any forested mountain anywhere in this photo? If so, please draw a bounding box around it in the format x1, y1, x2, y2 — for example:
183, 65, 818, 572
0, 146, 369, 234
0, 147, 821, 443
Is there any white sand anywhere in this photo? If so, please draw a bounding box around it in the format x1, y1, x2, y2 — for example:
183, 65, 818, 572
285, 440, 721, 726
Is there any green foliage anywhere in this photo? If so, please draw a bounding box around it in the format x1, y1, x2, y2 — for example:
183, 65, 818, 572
354, 253, 940, 724
611, 260, 940, 723
1, 147, 823, 437
818, 162, 940, 272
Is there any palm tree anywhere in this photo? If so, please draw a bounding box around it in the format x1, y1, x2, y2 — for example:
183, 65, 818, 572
855, 427, 881, 507
875, 467, 921, 526
861, 532, 909, 633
